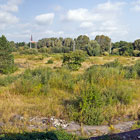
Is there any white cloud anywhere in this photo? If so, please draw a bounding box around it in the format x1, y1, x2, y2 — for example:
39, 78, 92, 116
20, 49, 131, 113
80, 22, 94, 28
0, 12, 18, 24
45, 30, 64, 36
131, 0, 140, 11
64, 8, 101, 22
63, 1, 127, 41
96, 1, 125, 12
35, 13, 55, 25
0, 0, 22, 12
0, 0, 21, 30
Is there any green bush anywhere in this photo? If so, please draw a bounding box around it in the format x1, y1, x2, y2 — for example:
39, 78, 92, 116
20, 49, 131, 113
47, 59, 54, 64
66, 65, 133, 125
79, 85, 105, 125
104, 59, 122, 68
63, 50, 86, 71
133, 60, 140, 77
20, 49, 38, 55
11, 68, 52, 95
11, 67, 76, 95
124, 60, 140, 78
102, 51, 109, 56
0, 130, 81, 140
38, 47, 49, 53
0, 75, 19, 86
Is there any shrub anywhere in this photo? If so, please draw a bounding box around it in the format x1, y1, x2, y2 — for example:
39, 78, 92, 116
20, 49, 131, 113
63, 50, 86, 71
0, 130, 80, 140
102, 51, 109, 56
79, 85, 105, 125
20, 49, 38, 55
66, 65, 133, 125
11, 68, 52, 95
47, 59, 54, 64
133, 60, 140, 77
104, 59, 122, 68
133, 50, 140, 57
38, 47, 49, 53
0, 75, 18, 86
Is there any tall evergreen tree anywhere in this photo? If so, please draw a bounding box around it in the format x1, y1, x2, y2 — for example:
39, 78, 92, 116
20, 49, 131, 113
0, 35, 16, 74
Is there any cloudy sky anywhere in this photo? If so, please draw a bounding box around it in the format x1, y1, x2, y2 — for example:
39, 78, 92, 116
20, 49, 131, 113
0, 0, 140, 42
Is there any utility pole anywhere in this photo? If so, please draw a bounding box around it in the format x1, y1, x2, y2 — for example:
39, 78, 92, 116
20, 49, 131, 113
110, 41, 112, 54
30, 35, 32, 49
73, 39, 76, 52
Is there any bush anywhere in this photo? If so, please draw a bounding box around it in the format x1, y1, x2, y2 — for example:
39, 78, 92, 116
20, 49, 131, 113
124, 60, 140, 78
0, 75, 19, 86
133, 60, 140, 77
0, 130, 80, 140
104, 59, 122, 68
38, 47, 49, 53
47, 59, 54, 64
102, 51, 109, 56
11, 68, 52, 95
11, 67, 76, 95
133, 50, 140, 57
65, 65, 134, 125
20, 49, 38, 55
79, 85, 105, 125
63, 50, 86, 71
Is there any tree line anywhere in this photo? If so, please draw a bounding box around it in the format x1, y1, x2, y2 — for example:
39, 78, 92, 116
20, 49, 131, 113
9, 35, 140, 57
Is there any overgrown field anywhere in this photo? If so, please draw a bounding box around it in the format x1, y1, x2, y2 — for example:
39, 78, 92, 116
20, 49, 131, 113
1, 53, 140, 138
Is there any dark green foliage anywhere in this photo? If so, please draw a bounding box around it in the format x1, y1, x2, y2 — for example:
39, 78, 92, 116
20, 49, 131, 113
47, 59, 54, 64
16, 42, 25, 48
134, 39, 140, 50
63, 50, 86, 71
133, 50, 140, 57
76, 35, 90, 50
0, 35, 17, 74
112, 41, 134, 56
51, 46, 71, 53
0, 130, 81, 140
8, 34, 140, 57
95, 35, 111, 53
86, 40, 101, 56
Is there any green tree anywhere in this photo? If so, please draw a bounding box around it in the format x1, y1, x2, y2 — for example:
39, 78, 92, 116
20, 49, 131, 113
95, 35, 111, 53
0, 35, 16, 74
76, 35, 90, 50
112, 41, 134, 56
134, 39, 140, 50
86, 40, 101, 56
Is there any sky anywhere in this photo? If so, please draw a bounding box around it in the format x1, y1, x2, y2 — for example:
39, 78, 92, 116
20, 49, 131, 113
0, 0, 140, 42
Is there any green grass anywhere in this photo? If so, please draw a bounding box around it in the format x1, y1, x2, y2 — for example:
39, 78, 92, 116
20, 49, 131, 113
0, 130, 85, 140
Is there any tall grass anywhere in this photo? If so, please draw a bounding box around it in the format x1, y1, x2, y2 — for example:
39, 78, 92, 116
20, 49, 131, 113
7, 62, 137, 125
